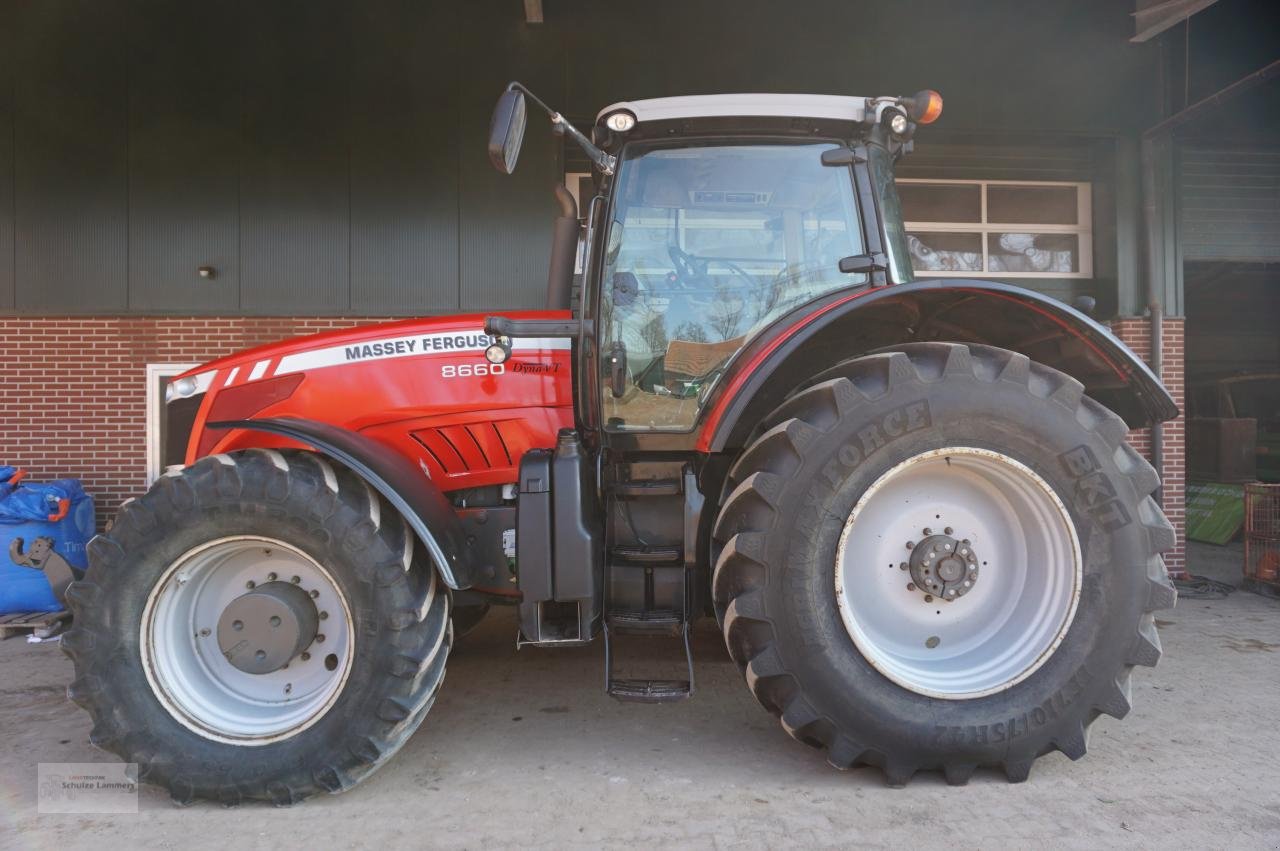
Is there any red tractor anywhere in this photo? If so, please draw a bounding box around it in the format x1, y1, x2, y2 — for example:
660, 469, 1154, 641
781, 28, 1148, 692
64, 85, 1177, 804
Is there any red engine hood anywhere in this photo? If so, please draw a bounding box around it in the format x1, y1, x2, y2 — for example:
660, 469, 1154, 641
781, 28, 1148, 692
173, 311, 575, 488
177, 312, 568, 385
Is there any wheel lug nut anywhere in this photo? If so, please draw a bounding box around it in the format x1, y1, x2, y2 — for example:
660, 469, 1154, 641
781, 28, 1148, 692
906, 583, 916, 591
906, 541, 914, 550
245, 580, 256, 589
944, 527, 953, 535
924, 594, 933, 602
199, 628, 210, 637
923, 527, 932, 536
319, 611, 329, 620
899, 562, 908, 571
301, 652, 311, 662
310, 589, 320, 598
315, 634, 326, 643
291, 576, 301, 584
267, 572, 278, 581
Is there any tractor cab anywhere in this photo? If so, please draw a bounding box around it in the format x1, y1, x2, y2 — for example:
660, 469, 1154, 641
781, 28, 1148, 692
485, 85, 940, 437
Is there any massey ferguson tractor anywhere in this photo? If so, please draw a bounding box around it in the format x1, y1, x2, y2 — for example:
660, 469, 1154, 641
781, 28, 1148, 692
63, 84, 1178, 804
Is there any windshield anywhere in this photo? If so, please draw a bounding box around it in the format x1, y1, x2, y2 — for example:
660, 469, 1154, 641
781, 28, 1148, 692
599, 141, 867, 431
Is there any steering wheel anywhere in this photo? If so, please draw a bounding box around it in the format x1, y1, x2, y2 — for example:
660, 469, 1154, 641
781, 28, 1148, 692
668, 245, 760, 292
668, 245, 709, 285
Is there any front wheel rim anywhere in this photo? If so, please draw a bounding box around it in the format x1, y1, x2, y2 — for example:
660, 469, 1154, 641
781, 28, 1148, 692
834, 447, 1081, 699
140, 536, 355, 745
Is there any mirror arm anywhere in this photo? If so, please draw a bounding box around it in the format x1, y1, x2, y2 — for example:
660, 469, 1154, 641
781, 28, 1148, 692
550, 113, 616, 175
506, 81, 617, 176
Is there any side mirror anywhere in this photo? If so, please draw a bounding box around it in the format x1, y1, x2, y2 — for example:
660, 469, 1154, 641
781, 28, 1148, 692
488, 88, 527, 174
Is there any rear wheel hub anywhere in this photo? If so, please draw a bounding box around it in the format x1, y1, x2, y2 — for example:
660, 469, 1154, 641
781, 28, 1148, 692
908, 533, 980, 601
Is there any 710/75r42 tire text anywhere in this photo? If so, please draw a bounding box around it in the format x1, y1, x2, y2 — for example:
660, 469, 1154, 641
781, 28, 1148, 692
712, 343, 1177, 785
62, 448, 451, 806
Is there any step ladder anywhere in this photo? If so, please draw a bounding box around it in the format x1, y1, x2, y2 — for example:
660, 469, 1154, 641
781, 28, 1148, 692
603, 540, 695, 703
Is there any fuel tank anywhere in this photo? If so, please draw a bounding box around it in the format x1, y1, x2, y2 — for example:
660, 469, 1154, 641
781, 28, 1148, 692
168, 312, 575, 492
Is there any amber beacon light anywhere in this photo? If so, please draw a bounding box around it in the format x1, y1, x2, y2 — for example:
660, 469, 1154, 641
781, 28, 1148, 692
907, 90, 943, 124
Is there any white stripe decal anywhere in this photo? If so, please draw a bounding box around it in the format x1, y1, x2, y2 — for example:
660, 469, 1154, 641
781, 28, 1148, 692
248, 359, 270, 381
226, 366, 240, 385
274, 328, 571, 376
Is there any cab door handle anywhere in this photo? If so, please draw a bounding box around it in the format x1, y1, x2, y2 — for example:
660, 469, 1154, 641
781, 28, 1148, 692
608, 342, 627, 398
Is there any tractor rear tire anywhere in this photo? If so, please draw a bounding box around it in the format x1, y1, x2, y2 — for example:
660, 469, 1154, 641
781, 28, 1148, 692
712, 343, 1176, 785
62, 449, 451, 805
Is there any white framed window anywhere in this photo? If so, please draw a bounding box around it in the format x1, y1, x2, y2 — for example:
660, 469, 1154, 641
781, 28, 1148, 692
145, 363, 198, 486
898, 179, 1092, 278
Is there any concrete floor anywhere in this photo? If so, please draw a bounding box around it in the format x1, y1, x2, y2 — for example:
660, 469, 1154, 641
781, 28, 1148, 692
2, 542, 1278, 850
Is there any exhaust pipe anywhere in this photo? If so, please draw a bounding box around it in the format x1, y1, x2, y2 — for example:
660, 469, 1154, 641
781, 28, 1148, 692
546, 184, 579, 311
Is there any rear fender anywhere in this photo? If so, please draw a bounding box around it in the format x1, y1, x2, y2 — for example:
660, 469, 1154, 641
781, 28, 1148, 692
209, 416, 477, 590
698, 279, 1179, 452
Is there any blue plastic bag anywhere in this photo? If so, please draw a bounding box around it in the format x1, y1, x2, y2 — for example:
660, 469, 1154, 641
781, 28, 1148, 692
0, 466, 22, 501
0, 478, 95, 615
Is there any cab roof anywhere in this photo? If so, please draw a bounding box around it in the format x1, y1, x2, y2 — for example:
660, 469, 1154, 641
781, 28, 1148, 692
596, 94, 870, 126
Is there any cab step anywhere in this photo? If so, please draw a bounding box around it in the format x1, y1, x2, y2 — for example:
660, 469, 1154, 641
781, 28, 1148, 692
603, 617, 694, 703
608, 478, 682, 498
606, 678, 692, 703
610, 545, 683, 565
607, 610, 682, 635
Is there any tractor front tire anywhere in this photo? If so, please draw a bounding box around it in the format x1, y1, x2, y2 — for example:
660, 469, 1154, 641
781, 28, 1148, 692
712, 343, 1176, 785
62, 449, 451, 805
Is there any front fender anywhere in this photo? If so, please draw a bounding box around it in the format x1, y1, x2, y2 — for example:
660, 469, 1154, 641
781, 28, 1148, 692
698, 279, 1178, 452
208, 416, 477, 590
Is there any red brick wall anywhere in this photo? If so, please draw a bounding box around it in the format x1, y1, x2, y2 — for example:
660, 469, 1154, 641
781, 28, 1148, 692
1, 315, 1190, 579
0, 316, 392, 530
1111, 316, 1187, 578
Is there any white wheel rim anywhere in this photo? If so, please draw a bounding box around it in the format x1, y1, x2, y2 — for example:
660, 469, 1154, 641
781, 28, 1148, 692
140, 536, 355, 745
834, 447, 1081, 699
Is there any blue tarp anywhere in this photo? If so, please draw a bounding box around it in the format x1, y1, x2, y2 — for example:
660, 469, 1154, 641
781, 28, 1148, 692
0, 466, 21, 500
0, 477, 95, 615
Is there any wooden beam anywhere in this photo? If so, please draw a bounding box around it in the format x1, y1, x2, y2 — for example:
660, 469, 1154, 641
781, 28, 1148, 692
1131, 0, 1218, 43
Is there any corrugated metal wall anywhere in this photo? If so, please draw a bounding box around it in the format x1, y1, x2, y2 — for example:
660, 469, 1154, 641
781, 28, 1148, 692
0, 0, 1165, 317
0, 0, 565, 316
0, 1, 12, 310
1180, 146, 1280, 262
